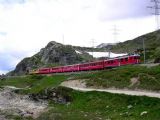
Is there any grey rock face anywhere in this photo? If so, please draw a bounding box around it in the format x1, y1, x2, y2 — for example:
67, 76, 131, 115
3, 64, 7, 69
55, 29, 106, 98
8, 41, 92, 76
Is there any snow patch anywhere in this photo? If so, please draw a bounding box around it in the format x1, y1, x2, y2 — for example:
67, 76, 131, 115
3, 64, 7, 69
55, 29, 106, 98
75, 50, 82, 54
87, 52, 127, 58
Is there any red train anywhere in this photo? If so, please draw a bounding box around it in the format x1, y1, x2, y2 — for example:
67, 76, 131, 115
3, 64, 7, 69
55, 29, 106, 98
30, 54, 140, 74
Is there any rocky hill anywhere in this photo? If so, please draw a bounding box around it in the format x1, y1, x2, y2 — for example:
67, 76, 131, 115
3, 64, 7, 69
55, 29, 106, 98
8, 41, 93, 76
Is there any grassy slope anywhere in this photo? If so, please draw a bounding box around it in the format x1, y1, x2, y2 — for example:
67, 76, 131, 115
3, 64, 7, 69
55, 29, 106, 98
0, 75, 68, 94
109, 30, 160, 63
1, 65, 160, 120
71, 65, 160, 91
38, 89, 160, 120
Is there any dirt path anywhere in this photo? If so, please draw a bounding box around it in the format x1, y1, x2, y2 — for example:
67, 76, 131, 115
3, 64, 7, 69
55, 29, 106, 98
61, 80, 160, 99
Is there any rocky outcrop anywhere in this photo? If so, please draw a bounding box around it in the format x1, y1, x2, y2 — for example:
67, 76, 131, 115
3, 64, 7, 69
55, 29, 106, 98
29, 87, 73, 104
38, 41, 84, 65
0, 86, 47, 118
8, 41, 93, 76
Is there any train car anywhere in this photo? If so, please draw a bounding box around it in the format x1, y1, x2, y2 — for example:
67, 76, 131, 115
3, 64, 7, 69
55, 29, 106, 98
128, 55, 140, 64
79, 61, 104, 71
38, 68, 50, 74
32, 54, 140, 74
104, 54, 140, 68
63, 64, 79, 72
29, 69, 39, 74
50, 66, 63, 73
104, 59, 119, 68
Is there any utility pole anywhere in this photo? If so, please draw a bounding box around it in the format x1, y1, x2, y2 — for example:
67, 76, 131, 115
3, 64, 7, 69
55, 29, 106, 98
142, 38, 146, 64
145, 0, 160, 63
62, 34, 66, 65
91, 39, 96, 58
113, 25, 119, 42
109, 25, 120, 58
148, 0, 160, 30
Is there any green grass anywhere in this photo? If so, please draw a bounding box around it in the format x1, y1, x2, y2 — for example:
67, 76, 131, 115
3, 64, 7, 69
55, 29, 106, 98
70, 65, 160, 91
36, 87, 160, 120
1, 65, 160, 120
2, 65, 160, 92
0, 75, 68, 94
3, 86, 160, 120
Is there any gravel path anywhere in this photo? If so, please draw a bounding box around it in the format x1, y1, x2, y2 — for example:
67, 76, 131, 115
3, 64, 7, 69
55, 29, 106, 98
61, 80, 160, 99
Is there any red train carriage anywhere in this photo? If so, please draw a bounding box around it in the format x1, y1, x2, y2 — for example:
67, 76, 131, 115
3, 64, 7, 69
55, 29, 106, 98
104, 54, 140, 68
62, 64, 79, 72
38, 68, 50, 74
79, 61, 104, 71
30, 54, 140, 74
50, 66, 63, 73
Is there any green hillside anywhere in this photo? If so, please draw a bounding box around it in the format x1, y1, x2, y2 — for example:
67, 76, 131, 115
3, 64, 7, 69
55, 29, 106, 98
1, 65, 160, 120
110, 30, 160, 62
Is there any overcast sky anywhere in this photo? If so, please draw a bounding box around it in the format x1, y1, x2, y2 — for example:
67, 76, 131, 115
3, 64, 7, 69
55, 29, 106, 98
0, 0, 158, 74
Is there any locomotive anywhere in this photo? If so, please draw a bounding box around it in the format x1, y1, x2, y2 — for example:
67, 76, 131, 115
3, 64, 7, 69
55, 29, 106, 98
29, 54, 140, 74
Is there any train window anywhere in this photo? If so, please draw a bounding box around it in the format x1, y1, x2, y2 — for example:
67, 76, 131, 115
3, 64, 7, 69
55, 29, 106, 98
121, 59, 123, 62
125, 58, 128, 61
134, 56, 137, 59
108, 61, 110, 64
